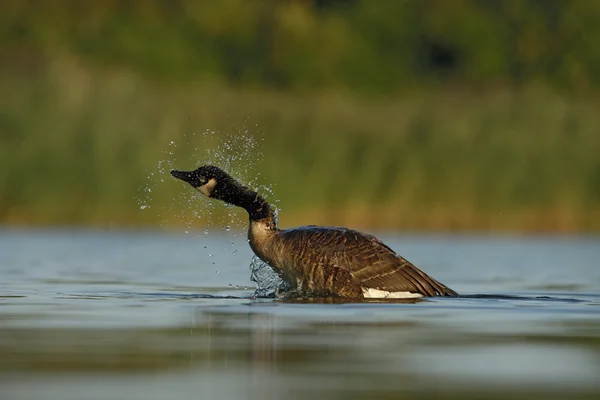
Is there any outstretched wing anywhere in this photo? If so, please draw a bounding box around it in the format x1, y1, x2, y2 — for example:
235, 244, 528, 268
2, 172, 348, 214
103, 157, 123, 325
277, 226, 457, 297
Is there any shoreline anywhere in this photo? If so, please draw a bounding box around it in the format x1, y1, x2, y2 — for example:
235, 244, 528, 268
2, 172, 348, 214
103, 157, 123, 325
2, 206, 599, 234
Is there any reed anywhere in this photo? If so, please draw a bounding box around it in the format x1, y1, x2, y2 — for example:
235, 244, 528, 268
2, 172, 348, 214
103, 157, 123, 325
1, 62, 599, 232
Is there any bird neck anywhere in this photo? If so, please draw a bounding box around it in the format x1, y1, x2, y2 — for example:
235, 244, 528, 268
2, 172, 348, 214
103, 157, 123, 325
215, 179, 277, 227
243, 191, 277, 227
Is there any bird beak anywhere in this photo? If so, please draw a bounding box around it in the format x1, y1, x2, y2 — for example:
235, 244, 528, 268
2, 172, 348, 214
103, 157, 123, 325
170, 169, 194, 184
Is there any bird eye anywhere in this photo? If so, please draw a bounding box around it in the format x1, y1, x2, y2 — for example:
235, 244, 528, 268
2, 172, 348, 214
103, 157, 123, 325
199, 177, 208, 185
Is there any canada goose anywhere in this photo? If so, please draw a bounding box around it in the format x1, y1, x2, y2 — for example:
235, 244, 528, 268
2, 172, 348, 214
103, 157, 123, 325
171, 165, 458, 298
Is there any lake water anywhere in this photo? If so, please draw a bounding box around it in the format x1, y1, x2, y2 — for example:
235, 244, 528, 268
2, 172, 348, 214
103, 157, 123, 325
0, 228, 599, 400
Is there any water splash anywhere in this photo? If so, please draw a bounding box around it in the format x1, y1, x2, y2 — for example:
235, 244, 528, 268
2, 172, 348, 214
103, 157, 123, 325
137, 124, 270, 232
249, 255, 290, 298
136, 123, 284, 293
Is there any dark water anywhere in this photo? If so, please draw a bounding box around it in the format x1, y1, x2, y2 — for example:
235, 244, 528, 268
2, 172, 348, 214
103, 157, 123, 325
0, 228, 599, 400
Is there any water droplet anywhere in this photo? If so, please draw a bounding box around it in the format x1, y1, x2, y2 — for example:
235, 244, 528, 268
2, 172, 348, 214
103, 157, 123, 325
225, 225, 231, 232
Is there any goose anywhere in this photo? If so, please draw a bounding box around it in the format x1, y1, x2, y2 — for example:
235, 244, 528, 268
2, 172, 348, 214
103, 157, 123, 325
171, 165, 458, 298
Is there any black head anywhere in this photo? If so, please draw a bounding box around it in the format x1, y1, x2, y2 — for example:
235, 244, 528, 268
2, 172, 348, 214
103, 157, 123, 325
170, 165, 235, 198
171, 164, 273, 221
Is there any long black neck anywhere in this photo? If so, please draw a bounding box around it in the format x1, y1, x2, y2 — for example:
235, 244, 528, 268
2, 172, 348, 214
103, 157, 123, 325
213, 177, 277, 228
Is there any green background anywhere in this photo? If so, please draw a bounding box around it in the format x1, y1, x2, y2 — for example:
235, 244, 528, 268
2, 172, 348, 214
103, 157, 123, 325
1, 0, 599, 231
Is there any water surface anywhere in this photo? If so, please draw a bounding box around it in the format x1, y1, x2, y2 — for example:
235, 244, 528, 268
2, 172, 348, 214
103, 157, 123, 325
1, 228, 599, 400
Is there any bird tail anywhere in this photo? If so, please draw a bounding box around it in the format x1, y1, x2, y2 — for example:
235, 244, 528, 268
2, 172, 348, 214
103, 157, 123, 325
402, 263, 459, 297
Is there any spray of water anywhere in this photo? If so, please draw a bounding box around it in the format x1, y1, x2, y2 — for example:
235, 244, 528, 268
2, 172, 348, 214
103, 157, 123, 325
136, 123, 286, 297
249, 255, 291, 298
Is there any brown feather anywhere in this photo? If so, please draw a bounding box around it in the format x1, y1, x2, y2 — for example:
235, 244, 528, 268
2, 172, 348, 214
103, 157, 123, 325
263, 226, 457, 298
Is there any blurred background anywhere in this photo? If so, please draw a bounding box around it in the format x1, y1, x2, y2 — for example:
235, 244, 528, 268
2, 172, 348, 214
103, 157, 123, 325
2, 3, 600, 400
2, 0, 599, 232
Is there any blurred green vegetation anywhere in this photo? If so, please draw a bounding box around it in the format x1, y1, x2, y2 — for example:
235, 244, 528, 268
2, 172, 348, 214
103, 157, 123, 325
1, 0, 599, 231
4, 0, 600, 91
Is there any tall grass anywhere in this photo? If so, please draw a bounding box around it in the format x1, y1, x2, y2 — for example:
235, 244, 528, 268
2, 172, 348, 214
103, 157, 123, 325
1, 59, 599, 232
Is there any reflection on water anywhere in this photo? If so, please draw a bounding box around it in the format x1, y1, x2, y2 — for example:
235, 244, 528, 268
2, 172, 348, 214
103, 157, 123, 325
0, 228, 599, 400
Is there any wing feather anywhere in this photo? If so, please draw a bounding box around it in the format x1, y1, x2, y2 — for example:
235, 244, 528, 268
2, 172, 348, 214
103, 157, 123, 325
275, 226, 457, 297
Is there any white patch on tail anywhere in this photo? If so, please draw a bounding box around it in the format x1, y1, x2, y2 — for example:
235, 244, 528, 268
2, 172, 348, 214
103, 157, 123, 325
361, 287, 423, 299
